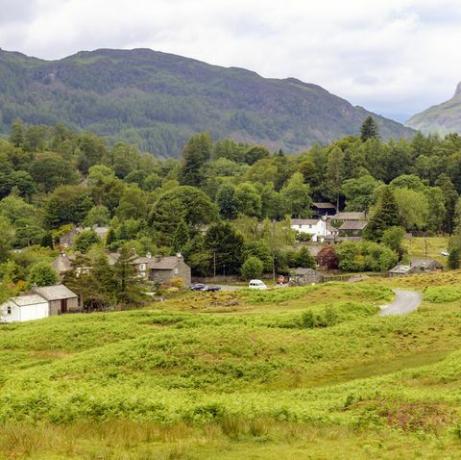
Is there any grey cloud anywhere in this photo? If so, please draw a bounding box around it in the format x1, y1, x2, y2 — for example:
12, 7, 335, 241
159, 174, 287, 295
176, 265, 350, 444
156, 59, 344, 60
0, 0, 40, 24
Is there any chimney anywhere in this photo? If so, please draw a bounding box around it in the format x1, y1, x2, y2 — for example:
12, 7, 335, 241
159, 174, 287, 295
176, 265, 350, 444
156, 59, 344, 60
146, 252, 152, 259
176, 253, 183, 260
154, 256, 161, 263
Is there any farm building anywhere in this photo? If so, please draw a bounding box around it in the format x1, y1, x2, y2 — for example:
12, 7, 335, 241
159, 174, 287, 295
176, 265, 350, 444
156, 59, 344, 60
32, 284, 80, 315
0, 294, 49, 323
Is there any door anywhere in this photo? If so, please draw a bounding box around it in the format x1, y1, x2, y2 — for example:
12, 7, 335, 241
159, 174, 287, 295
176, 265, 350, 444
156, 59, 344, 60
61, 298, 68, 314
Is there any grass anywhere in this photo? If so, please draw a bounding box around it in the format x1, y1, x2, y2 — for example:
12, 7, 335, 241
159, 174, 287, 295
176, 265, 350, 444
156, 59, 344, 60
2, 275, 461, 457
403, 235, 449, 265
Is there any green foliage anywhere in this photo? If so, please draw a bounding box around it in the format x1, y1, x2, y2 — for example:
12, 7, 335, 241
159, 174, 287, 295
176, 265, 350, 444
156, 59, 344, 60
360, 116, 379, 142
28, 261, 58, 287
336, 240, 398, 272
424, 286, 461, 303
74, 229, 100, 253
241, 256, 264, 280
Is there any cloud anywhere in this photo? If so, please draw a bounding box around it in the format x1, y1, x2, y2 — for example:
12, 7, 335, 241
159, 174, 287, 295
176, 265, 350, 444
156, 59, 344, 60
0, 0, 460, 121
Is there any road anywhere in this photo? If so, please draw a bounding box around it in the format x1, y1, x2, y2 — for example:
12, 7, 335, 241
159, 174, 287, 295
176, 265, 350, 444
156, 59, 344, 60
379, 289, 422, 316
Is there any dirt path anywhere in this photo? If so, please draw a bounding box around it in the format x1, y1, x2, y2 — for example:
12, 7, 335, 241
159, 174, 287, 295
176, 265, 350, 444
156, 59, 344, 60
379, 289, 422, 316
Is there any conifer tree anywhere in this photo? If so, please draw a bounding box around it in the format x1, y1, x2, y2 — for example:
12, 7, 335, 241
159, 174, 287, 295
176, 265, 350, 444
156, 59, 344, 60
179, 133, 212, 186
365, 186, 402, 241
360, 116, 379, 142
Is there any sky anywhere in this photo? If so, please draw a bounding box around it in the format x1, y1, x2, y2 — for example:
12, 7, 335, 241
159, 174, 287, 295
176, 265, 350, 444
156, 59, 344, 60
1, 0, 460, 122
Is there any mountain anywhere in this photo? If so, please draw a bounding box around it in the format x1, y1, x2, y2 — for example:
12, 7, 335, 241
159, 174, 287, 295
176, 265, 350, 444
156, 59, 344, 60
0, 48, 413, 156
407, 83, 461, 135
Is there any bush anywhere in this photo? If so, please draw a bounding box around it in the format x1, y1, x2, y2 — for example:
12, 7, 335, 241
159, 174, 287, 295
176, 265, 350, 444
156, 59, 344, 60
241, 256, 264, 280
28, 262, 58, 287
74, 229, 100, 253
336, 241, 398, 272
424, 286, 461, 303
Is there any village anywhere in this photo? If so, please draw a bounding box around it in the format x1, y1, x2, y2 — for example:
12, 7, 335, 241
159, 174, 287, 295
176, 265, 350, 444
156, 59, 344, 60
0, 200, 445, 323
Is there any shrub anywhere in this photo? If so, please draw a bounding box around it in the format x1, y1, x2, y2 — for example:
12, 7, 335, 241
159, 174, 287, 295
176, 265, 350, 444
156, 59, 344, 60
336, 241, 397, 273
424, 286, 461, 303
74, 229, 100, 253
241, 256, 264, 280
28, 262, 58, 287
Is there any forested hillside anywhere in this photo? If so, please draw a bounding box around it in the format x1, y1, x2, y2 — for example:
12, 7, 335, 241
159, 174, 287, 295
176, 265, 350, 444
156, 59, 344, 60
1, 120, 461, 305
0, 48, 413, 156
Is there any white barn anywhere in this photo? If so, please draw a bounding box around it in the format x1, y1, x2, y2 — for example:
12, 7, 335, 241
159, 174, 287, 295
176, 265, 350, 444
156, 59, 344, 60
0, 294, 49, 323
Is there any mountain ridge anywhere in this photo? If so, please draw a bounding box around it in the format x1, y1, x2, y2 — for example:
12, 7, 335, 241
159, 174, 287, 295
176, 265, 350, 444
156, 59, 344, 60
407, 82, 461, 135
0, 47, 414, 156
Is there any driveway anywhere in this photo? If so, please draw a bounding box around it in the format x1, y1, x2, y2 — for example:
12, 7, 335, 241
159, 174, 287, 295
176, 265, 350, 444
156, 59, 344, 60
379, 289, 422, 316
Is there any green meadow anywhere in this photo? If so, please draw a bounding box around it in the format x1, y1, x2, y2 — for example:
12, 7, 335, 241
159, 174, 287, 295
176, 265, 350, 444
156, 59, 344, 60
2, 276, 461, 458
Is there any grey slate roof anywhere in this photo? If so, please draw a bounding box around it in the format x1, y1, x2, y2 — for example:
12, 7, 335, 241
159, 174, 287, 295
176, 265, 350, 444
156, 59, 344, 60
312, 202, 336, 209
332, 212, 366, 221
33, 284, 78, 301
10, 294, 48, 307
339, 220, 368, 231
291, 219, 319, 226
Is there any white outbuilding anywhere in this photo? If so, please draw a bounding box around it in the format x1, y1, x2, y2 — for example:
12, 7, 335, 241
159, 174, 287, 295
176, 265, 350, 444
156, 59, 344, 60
0, 294, 50, 323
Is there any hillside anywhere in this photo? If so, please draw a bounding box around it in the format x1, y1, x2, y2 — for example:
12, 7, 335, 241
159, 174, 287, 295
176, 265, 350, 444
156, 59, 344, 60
0, 48, 413, 156
407, 83, 461, 135
3, 276, 461, 458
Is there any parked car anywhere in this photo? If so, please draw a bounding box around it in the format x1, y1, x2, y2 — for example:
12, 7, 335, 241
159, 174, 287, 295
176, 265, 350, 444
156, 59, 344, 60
191, 283, 206, 291
190, 283, 221, 292
203, 285, 221, 292
248, 279, 267, 290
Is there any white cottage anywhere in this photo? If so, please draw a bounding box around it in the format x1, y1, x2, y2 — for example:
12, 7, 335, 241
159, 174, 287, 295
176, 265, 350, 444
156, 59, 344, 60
0, 294, 49, 323
291, 218, 336, 242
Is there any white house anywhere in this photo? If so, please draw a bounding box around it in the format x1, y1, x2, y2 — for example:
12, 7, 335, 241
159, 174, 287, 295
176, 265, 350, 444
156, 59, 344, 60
0, 294, 49, 323
291, 218, 337, 242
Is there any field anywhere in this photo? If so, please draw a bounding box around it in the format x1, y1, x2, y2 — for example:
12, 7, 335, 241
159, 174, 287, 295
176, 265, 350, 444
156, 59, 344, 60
403, 236, 449, 265
2, 274, 461, 458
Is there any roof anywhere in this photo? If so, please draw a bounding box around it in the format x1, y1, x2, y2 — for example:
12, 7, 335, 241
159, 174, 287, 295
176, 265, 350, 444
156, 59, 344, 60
312, 202, 336, 209
410, 258, 442, 269
33, 284, 77, 301
9, 294, 47, 307
148, 256, 181, 270
52, 254, 73, 274
389, 264, 411, 274
291, 219, 320, 226
92, 227, 109, 238
339, 220, 368, 231
331, 212, 366, 221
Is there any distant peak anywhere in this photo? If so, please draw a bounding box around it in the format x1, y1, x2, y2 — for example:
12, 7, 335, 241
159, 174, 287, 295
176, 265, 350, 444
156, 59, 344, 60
455, 82, 461, 98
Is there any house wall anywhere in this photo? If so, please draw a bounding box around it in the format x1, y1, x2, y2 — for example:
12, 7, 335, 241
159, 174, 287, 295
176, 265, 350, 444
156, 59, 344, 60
1, 301, 49, 323
49, 297, 80, 316
291, 221, 328, 242
149, 261, 191, 287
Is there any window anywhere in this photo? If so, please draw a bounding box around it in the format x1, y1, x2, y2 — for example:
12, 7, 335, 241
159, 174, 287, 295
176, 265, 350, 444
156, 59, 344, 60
7, 306, 11, 315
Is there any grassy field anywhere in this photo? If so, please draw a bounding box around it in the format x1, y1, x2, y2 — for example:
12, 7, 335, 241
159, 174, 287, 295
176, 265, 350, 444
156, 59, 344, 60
403, 235, 449, 265
2, 274, 461, 458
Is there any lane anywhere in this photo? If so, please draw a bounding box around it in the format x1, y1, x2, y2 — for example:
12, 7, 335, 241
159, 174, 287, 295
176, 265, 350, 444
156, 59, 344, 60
379, 289, 422, 316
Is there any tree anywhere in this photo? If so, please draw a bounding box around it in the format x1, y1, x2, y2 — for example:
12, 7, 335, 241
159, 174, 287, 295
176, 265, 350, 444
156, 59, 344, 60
45, 185, 93, 228
365, 187, 402, 241
113, 247, 146, 307
85, 205, 111, 227
9, 119, 24, 148
448, 247, 460, 270
180, 133, 212, 186
74, 229, 100, 253
30, 153, 78, 192
326, 147, 345, 210
28, 262, 58, 287
204, 222, 244, 275
393, 188, 429, 231
149, 186, 217, 243
360, 116, 379, 142
216, 184, 240, 220
0, 216, 15, 262
172, 220, 190, 252
241, 256, 264, 280
342, 175, 382, 211
234, 183, 262, 217
116, 186, 148, 220
436, 174, 458, 233
382, 226, 406, 258
280, 172, 312, 218
244, 146, 270, 165
294, 246, 316, 268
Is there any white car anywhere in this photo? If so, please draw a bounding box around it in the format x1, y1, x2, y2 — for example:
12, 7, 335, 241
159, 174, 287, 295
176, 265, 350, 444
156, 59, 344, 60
248, 279, 267, 290
441, 250, 449, 257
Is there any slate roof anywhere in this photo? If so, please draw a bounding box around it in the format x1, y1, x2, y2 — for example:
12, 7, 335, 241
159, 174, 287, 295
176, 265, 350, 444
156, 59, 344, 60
52, 254, 74, 274
149, 256, 181, 270
33, 284, 78, 301
389, 264, 411, 274
291, 219, 320, 226
10, 295, 48, 307
332, 212, 366, 221
339, 220, 368, 231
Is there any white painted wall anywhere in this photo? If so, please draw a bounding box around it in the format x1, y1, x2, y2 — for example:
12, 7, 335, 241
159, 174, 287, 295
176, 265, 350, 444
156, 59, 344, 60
292, 220, 328, 242
0, 300, 49, 323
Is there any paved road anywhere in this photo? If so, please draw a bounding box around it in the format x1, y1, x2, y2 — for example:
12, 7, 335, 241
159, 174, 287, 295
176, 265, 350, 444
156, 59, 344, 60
379, 289, 422, 316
